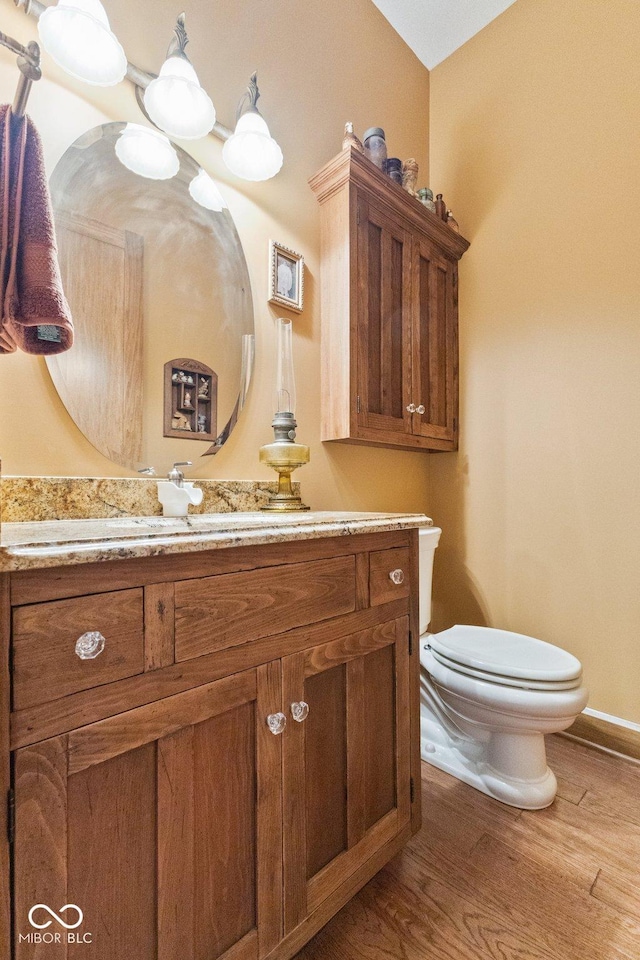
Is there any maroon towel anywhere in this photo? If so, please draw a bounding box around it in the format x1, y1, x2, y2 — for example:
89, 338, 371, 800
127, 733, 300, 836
0, 104, 73, 355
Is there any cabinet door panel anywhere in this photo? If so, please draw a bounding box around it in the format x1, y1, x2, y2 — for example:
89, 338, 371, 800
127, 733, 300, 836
282, 617, 410, 933
412, 236, 458, 442
14, 667, 282, 960
356, 194, 412, 439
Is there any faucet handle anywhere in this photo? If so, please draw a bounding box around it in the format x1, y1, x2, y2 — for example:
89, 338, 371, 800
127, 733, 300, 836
137, 466, 157, 476
168, 461, 192, 487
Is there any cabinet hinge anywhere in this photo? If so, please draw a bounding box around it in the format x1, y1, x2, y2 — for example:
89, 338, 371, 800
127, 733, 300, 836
7, 789, 15, 845
408, 630, 413, 656
410, 777, 415, 804
356, 395, 361, 414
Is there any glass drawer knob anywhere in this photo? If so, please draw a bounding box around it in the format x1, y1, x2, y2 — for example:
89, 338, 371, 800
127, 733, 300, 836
291, 701, 309, 722
389, 569, 405, 585
416, 404, 426, 415
267, 712, 287, 735
75, 631, 106, 660
406, 403, 416, 413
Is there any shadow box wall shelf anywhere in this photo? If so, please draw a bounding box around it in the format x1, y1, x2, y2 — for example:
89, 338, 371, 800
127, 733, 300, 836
164, 359, 218, 441
310, 148, 470, 452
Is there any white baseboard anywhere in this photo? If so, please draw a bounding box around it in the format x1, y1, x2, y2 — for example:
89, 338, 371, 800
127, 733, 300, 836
583, 707, 640, 734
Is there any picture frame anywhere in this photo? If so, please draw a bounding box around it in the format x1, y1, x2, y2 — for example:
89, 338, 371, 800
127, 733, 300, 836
268, 240, 304, 313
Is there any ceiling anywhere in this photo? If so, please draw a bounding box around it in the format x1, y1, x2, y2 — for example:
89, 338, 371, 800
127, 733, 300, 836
370, 0, 518, 69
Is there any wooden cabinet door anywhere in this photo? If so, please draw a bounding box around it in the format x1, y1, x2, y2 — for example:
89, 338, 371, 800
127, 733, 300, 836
13, 665, 282, 960
411, 233, 458, 447
282, 617, 411, 934
355, 192, 413, 443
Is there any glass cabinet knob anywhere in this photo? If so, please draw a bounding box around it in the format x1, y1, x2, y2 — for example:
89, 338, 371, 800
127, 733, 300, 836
389, 569, 405, 585
266, 712, 287, 735
75, 631, 106, 660
416, 404, 426, 415
290, 701, 309, 723
406, 403, 416, 413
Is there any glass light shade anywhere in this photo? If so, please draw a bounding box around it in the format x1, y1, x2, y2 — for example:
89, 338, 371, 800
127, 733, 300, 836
115, 124, 179, 180
143, 56, 215, 140
38, 0, 127, 86
274, 318, 296, 414
188, 169, 226, 211
222, 111, 284, 182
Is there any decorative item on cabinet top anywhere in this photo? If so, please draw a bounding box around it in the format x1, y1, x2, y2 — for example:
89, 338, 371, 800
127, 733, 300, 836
309, 147, 469, 453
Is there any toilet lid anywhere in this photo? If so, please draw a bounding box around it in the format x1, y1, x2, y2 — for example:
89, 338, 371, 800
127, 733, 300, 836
430, 625, 582, 684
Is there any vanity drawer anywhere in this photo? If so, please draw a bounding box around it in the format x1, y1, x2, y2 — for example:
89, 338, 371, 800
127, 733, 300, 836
175, 555, 356, 662
369, 547, 411, 607
12, 589, 145, 710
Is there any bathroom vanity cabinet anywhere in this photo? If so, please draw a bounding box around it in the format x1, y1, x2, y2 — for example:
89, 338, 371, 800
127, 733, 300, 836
0, 518, 423, 960
310, 148, 469, 452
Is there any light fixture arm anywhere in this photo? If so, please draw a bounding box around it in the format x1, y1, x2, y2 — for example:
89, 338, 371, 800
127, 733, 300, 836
166, 12, 189, 61
236, 72, 260, 122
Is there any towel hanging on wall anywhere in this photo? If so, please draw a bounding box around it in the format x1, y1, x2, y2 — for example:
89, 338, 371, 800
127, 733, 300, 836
0, 104, 73, 355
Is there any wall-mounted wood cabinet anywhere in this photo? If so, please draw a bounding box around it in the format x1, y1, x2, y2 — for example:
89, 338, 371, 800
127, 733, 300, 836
310, 148, 469, 452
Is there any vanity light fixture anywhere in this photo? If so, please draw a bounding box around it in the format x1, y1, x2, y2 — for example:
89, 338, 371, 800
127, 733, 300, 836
143, 14, 215, 141
189, 169, 227, 211
115, 123, 180, 180
259, 318, 310, 511
222, 73, 283, 182
37, 0, 127, 86
15, 1, 284, 181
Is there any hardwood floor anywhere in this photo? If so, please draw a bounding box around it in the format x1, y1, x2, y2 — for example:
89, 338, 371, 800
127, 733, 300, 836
295, 735, 640, 960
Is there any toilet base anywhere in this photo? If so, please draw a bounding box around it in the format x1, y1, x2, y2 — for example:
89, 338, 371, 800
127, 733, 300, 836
420, 737, 558, 810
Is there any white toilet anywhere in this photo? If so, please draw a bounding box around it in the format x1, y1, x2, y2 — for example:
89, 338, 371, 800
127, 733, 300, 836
419, 527, 588, 809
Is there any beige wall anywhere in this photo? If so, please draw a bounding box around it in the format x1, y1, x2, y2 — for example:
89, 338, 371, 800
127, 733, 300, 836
0, 0, 431, 515
429, 0, 640, 722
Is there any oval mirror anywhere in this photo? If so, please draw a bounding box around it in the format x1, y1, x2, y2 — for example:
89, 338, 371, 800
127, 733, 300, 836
47, 122, 255, 473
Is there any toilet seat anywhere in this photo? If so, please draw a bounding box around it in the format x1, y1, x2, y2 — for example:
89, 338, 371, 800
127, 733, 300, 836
426, 624, 582, 690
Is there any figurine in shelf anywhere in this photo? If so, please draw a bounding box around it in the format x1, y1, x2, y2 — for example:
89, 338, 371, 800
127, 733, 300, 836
342, 121, 364, 154
402, 158, 419, 196
198, 377, 209, 398
197, 413, 207, 433
184, 390, 193, 408
172, 411, 192, 431
171, 371, 182, 383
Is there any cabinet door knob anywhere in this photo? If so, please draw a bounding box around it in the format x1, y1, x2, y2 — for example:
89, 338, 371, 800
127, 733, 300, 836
416, 404, 426, 415
75, 631, 106, 660
267, 712, 287, 735
406, 403, 416, 413
290, 701, 309, 722
389, 569, 405, 585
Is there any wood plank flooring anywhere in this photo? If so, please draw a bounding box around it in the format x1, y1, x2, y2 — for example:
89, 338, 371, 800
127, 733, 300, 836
295, 735, 640, 960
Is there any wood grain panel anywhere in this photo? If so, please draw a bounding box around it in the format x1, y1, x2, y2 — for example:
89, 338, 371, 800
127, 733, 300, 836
369, 548, 410, 607
144, 581, 175, 671
256, 661, 283, 957
282, 654, 307, 934
304, 665, 347, 879
304, 621, 396, 678
14, 737, 68, 960
407, 533, 421, 834
49, 213, 144, 470
346, 658, 365, 848
12, 600, 410, 751
193, 703, 256, 960
13, 589, 144, 709
363, 644, 396, 830
0, 575, 9, 959
175, 556, 356, 662
67, 743, 156, 960
158, 727, 194, 960
68, 671, 257, 775
10, 531, 409, 605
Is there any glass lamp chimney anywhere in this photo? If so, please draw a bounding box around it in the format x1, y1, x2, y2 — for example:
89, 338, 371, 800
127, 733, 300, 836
274, 318, 296, 415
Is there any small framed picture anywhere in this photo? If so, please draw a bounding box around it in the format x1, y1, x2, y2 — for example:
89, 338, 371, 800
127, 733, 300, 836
268, 240, 304, 313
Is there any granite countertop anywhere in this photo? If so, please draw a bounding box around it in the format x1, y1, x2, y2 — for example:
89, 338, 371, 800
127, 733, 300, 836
0, 511, 433, 572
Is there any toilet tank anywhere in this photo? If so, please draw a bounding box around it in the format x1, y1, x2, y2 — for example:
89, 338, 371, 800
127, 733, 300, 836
419, 526, 442, 635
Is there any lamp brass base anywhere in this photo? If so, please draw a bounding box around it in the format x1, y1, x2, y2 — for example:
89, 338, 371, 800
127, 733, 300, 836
259, 431, 310, 512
